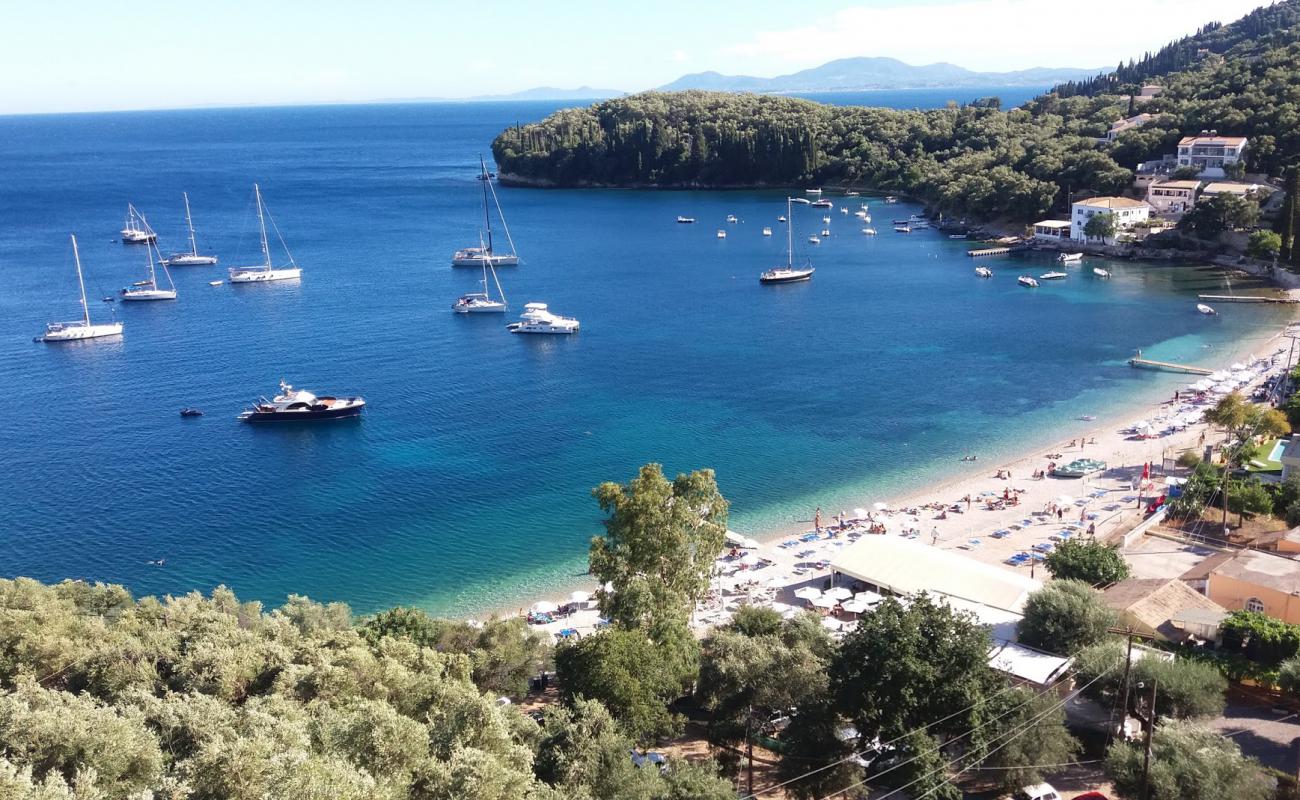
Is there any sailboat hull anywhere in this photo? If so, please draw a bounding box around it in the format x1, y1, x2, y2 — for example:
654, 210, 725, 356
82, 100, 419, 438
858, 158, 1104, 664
120, 289, 177, 301
163, 255, 218, 266
451, 254, 518, 267
40, 322, 124, 342
229, 268, 302, 283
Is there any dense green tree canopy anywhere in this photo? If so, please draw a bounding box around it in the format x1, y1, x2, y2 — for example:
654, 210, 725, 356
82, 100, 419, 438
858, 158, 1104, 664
1105, 720, 1269, 800
1073, 641, 1227, 719
554, 628, 685, 745
1016, 580, 1115, 655
1043, 539, 1131, 586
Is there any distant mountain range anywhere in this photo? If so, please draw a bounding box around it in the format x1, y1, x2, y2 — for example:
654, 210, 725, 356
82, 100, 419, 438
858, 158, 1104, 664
656, 57, 1103, 93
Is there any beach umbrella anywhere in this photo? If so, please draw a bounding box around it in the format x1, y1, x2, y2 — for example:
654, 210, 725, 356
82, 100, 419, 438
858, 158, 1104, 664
569, 590, 591, 605
821, 617, 843, 631
841, 598, 872, 614
824, 587, 853, 601
811, 596, 838, 609
530, 600, 559, 615
855, 590, 883, 604
853, 507, 869, 518
793, 586, 823, 601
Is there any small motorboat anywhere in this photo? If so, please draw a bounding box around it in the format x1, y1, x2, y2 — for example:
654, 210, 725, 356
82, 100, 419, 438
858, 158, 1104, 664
762, 227, 772, 236
716, 229, 727, 239
238, 381, 366, 421
975, 267, 993, 278
820, 229, 830, 236
1058, 252, 1084, 263
676, 216, 696, 224
726, 214, 738, 224
804, 188, 822, 195
840, 208, 849, 215
179, 408, 204, 417
1039, 271, 1067, 280
894, 225, 911, 233
862, 228, 877, 235
884, 196, 898, 203
822, 216, 832, 224
1092, 268, 1110, 278
811, 199, 833, 209
845, 190, 861, 197
1197, 303, 1217, 315
948, 234, 968, 240
101, 296, 116, 303
777, 215, 788, 222
208, 280, 223, 286
1018, 276, 1039, 288
808, 236, 821, 245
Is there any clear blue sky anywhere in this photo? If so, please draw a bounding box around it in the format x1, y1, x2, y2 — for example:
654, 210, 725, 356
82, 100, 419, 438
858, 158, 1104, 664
0, 0, 1268, 114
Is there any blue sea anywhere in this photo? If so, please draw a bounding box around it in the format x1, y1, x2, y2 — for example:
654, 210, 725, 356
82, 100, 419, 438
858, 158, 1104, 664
0, 95, 1290, 616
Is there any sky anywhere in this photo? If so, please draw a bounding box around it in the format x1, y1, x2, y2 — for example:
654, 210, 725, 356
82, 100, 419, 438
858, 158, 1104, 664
0, 0, 1271, 114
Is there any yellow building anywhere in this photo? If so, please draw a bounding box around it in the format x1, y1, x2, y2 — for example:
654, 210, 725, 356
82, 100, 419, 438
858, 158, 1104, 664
1206, 550, 1300, 624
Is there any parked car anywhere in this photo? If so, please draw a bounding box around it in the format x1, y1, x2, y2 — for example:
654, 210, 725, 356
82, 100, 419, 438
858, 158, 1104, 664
1014, 784, 1061, 800
1071, 793, 1109, 800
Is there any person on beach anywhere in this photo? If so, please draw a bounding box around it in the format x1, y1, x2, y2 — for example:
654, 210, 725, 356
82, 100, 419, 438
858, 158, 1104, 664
1088, 522, 1096, 537
814, 507, 822, 532
931, 526, 939, 545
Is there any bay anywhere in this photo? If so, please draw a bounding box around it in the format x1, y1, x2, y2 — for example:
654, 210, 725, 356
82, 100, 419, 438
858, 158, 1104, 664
0, 96, 1288, 615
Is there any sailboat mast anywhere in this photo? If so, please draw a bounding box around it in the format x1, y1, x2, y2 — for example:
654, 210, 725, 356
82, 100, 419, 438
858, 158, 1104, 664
786, 197, 793, 268
71, 234, 90, 326
254, 184, 271, 270
184, 192, 198, 256
142, 214, 158, 287
486, 171, 518, 258
479, 156, 494, 254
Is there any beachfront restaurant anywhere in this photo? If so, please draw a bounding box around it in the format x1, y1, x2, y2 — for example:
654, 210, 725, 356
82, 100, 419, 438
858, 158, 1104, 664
828, 535, 1043, 621
1032, 220, 1071, 241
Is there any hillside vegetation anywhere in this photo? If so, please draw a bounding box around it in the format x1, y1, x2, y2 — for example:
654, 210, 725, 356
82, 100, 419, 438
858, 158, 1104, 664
492, 0, 1300, 223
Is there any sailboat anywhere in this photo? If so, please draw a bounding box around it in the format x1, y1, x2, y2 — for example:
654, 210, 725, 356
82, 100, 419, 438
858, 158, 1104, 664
760, 198, 815, 285
38, 235, 124, 342
162, 193, 218, 266
452, 156, 519, 267
120, 235, 177, 300
120, 204, 156, 244
453, 233, 508, 313
228, 184, 302, 283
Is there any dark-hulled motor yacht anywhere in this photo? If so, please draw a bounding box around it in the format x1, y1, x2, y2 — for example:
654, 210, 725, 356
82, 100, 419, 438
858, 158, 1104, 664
238, 381, 365, 422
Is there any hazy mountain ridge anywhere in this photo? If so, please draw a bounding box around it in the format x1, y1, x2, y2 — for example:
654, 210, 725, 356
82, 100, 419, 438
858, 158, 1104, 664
658, 57, 1103, 92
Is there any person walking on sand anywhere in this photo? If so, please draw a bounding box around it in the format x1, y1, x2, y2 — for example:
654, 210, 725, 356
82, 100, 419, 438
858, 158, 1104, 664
814, 507, 822, 532
931, 527, 939, 545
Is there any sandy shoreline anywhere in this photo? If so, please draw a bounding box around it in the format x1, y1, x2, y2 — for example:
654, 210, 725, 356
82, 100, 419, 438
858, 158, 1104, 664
477, 299, 1298, 631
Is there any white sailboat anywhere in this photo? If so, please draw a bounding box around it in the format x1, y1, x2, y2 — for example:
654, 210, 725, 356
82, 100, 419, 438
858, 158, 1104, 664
453, 233, 509, 313
120, 204, 156, 244
38, 235, 124, 342
228, 184, 302, 283
760, 198, 815, 285
121, 236, 177, 301
162, 192, 218, 266
453, 156, 519, 267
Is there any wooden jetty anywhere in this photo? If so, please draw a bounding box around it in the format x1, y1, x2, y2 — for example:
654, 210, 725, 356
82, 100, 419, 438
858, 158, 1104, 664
1197, 294, 1299, 304
1128, 357, 1212, 375
967, 246, 1016, 257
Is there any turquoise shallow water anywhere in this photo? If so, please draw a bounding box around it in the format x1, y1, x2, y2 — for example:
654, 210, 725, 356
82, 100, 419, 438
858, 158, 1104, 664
0, 99, 1291, 615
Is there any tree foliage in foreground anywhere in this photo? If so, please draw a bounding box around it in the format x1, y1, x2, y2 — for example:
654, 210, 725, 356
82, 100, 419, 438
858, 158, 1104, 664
1043, 538, 1131, 586
0, 577, 729, 800
1016, 580, 1115, 655
1105, 720, 1269, 800
1073, 641, 1227, 719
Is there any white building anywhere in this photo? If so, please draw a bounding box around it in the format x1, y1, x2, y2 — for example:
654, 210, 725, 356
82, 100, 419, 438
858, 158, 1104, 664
1177, 131, 1248, 178
1200, 181, 1272, 202
1145, 179, 1200, 214
1132, 85, 1163, 106
1070, 197, 1151, 242
1100, 113, 1153, 143
1032, 220, 1072, 241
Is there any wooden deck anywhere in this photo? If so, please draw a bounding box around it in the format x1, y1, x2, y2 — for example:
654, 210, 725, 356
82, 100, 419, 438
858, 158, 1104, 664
1128, 357, 1213, 375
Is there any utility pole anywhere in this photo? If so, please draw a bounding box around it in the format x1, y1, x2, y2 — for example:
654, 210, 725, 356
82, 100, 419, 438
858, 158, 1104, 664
1140, 679, 1159, 800
1116, 630, 1134, 743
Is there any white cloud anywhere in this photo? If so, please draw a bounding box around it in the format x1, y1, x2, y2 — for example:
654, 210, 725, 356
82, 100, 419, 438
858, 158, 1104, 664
671, 49, 690, 63
720, 0, 1269, 72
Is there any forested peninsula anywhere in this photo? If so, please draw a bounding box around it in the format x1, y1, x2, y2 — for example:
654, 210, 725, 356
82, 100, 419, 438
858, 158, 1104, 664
491, 1, 1300, 223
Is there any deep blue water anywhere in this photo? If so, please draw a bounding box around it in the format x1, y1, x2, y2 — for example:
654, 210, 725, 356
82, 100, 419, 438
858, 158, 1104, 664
0, 98, 1290, 615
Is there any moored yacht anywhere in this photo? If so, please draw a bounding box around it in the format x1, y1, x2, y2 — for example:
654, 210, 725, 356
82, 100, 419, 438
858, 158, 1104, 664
453, 156, 519, 267
121, 237, 177, 301
762, 227, 772, 236
162, 193, 219, 266
810, 199, 833, 209
1018, 275, 1039, 287
975, 266, 993, 278
38, 235, 124, 342
507, 302, 580, 334
676, 216, 696, 224
1039, 271, 1067, 280
238, 381, 365, 422
726, 214, 738, 223
228, 184, 302, 283
761, 197, 816, 285
1058, 252, 1084, 263
1093, 267, 1111, 278
120, 204, 156, 244
453, 234, 509, 313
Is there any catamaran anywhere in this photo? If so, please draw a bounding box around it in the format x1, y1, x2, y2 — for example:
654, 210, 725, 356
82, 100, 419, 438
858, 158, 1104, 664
228, 184, 302, 283
38, 235, 124, 342
162, 193, 218, 266
121, 238, 177, 301
760, 198, 815, 285
453, 233, 509, 313
120, 204, 156, 244
453, 157, 519, 267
